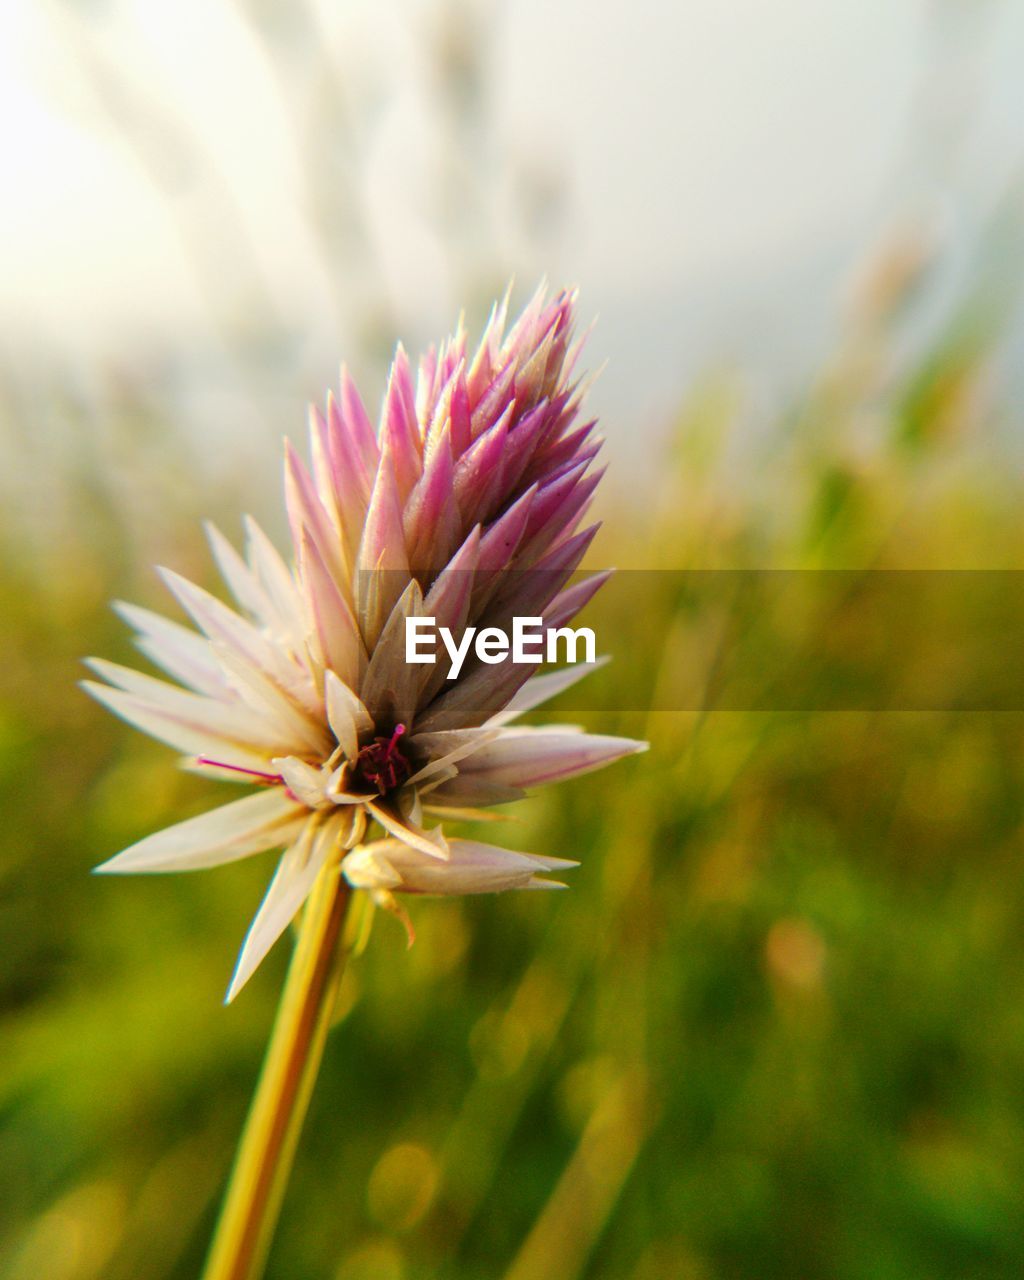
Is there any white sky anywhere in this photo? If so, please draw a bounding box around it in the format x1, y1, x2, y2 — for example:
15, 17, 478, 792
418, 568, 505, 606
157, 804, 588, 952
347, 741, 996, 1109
0, 0, 1022, 451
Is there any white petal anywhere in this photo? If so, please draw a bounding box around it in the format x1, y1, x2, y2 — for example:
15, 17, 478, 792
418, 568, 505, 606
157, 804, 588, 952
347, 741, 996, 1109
284, 440, 349, 595
415, 763, 459, 795
423, 774, 525, 807
299, 531, 365, 692
244, 516, 306, 644
460, 727, 647, 789
274, 756, 331, 809
225, 814, 340, 1002
94, 789, 305, 874
406, 728, 498, 785
340, 846, 402, 892
324, 763, 374, 804
345, 837, 576, 896
159, 568, 320, 719
366, 802, 449, 860
486, 658, 610, 727
206, 520, 277, 628
213, 645, 330, 757
84, 660, 294, 753
114, 601, 227, 698
324, 670, 373, 761
82, 679, 277, 769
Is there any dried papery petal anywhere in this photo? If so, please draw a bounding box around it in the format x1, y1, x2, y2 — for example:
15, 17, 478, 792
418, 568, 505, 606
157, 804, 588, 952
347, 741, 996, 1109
113, 601, 228, 697
86, 285, 645, 996
94, 790, 306, 875
342, 838, 577, 896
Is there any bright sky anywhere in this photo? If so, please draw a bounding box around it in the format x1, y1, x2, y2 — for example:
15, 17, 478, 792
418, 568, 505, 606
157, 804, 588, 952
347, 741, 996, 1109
1, 0, 1022, 430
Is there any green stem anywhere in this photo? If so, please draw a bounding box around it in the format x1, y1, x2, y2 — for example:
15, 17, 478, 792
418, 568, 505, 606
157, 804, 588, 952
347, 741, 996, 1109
201, 859, 352, 1280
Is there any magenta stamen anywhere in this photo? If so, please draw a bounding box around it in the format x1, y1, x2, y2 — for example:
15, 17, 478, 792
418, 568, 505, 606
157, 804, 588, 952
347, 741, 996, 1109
196, 757, 283, 786
353, 723, 411, 795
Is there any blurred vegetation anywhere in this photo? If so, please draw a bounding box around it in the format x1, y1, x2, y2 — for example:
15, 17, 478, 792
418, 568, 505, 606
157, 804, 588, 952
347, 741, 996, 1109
5, 4, 1024, 1279
3, 229, 1024, 1280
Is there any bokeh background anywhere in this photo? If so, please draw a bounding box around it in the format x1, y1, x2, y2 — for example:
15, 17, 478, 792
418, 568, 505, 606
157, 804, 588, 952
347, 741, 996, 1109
4, 2, 1024, 1278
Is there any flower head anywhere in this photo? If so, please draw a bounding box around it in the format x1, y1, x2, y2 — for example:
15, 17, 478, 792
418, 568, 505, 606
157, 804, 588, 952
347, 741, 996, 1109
85, 285, 645, 1000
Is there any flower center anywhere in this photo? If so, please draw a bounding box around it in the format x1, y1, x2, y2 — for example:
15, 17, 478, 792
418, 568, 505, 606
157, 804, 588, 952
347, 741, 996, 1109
353, 723, 411, 795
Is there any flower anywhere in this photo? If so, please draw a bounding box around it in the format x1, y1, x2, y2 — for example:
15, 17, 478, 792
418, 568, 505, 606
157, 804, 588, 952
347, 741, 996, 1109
84, 285, 646, 1000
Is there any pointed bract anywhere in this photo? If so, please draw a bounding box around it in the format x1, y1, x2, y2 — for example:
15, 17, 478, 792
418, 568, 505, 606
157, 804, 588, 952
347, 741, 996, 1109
87, 285, 644, 992
95, 790, 306, 875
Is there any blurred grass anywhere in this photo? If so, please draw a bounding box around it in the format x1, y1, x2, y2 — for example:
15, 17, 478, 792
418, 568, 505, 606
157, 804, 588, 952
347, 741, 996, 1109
3, 239, 1024, 1280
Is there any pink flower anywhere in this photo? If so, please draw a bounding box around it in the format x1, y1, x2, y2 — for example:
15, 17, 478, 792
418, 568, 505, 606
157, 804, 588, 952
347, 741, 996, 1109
85, 285, 646, 1000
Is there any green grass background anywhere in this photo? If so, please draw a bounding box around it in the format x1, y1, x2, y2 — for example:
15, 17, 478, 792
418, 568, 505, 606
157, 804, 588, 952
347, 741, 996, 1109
4, 249, 1024, 1280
